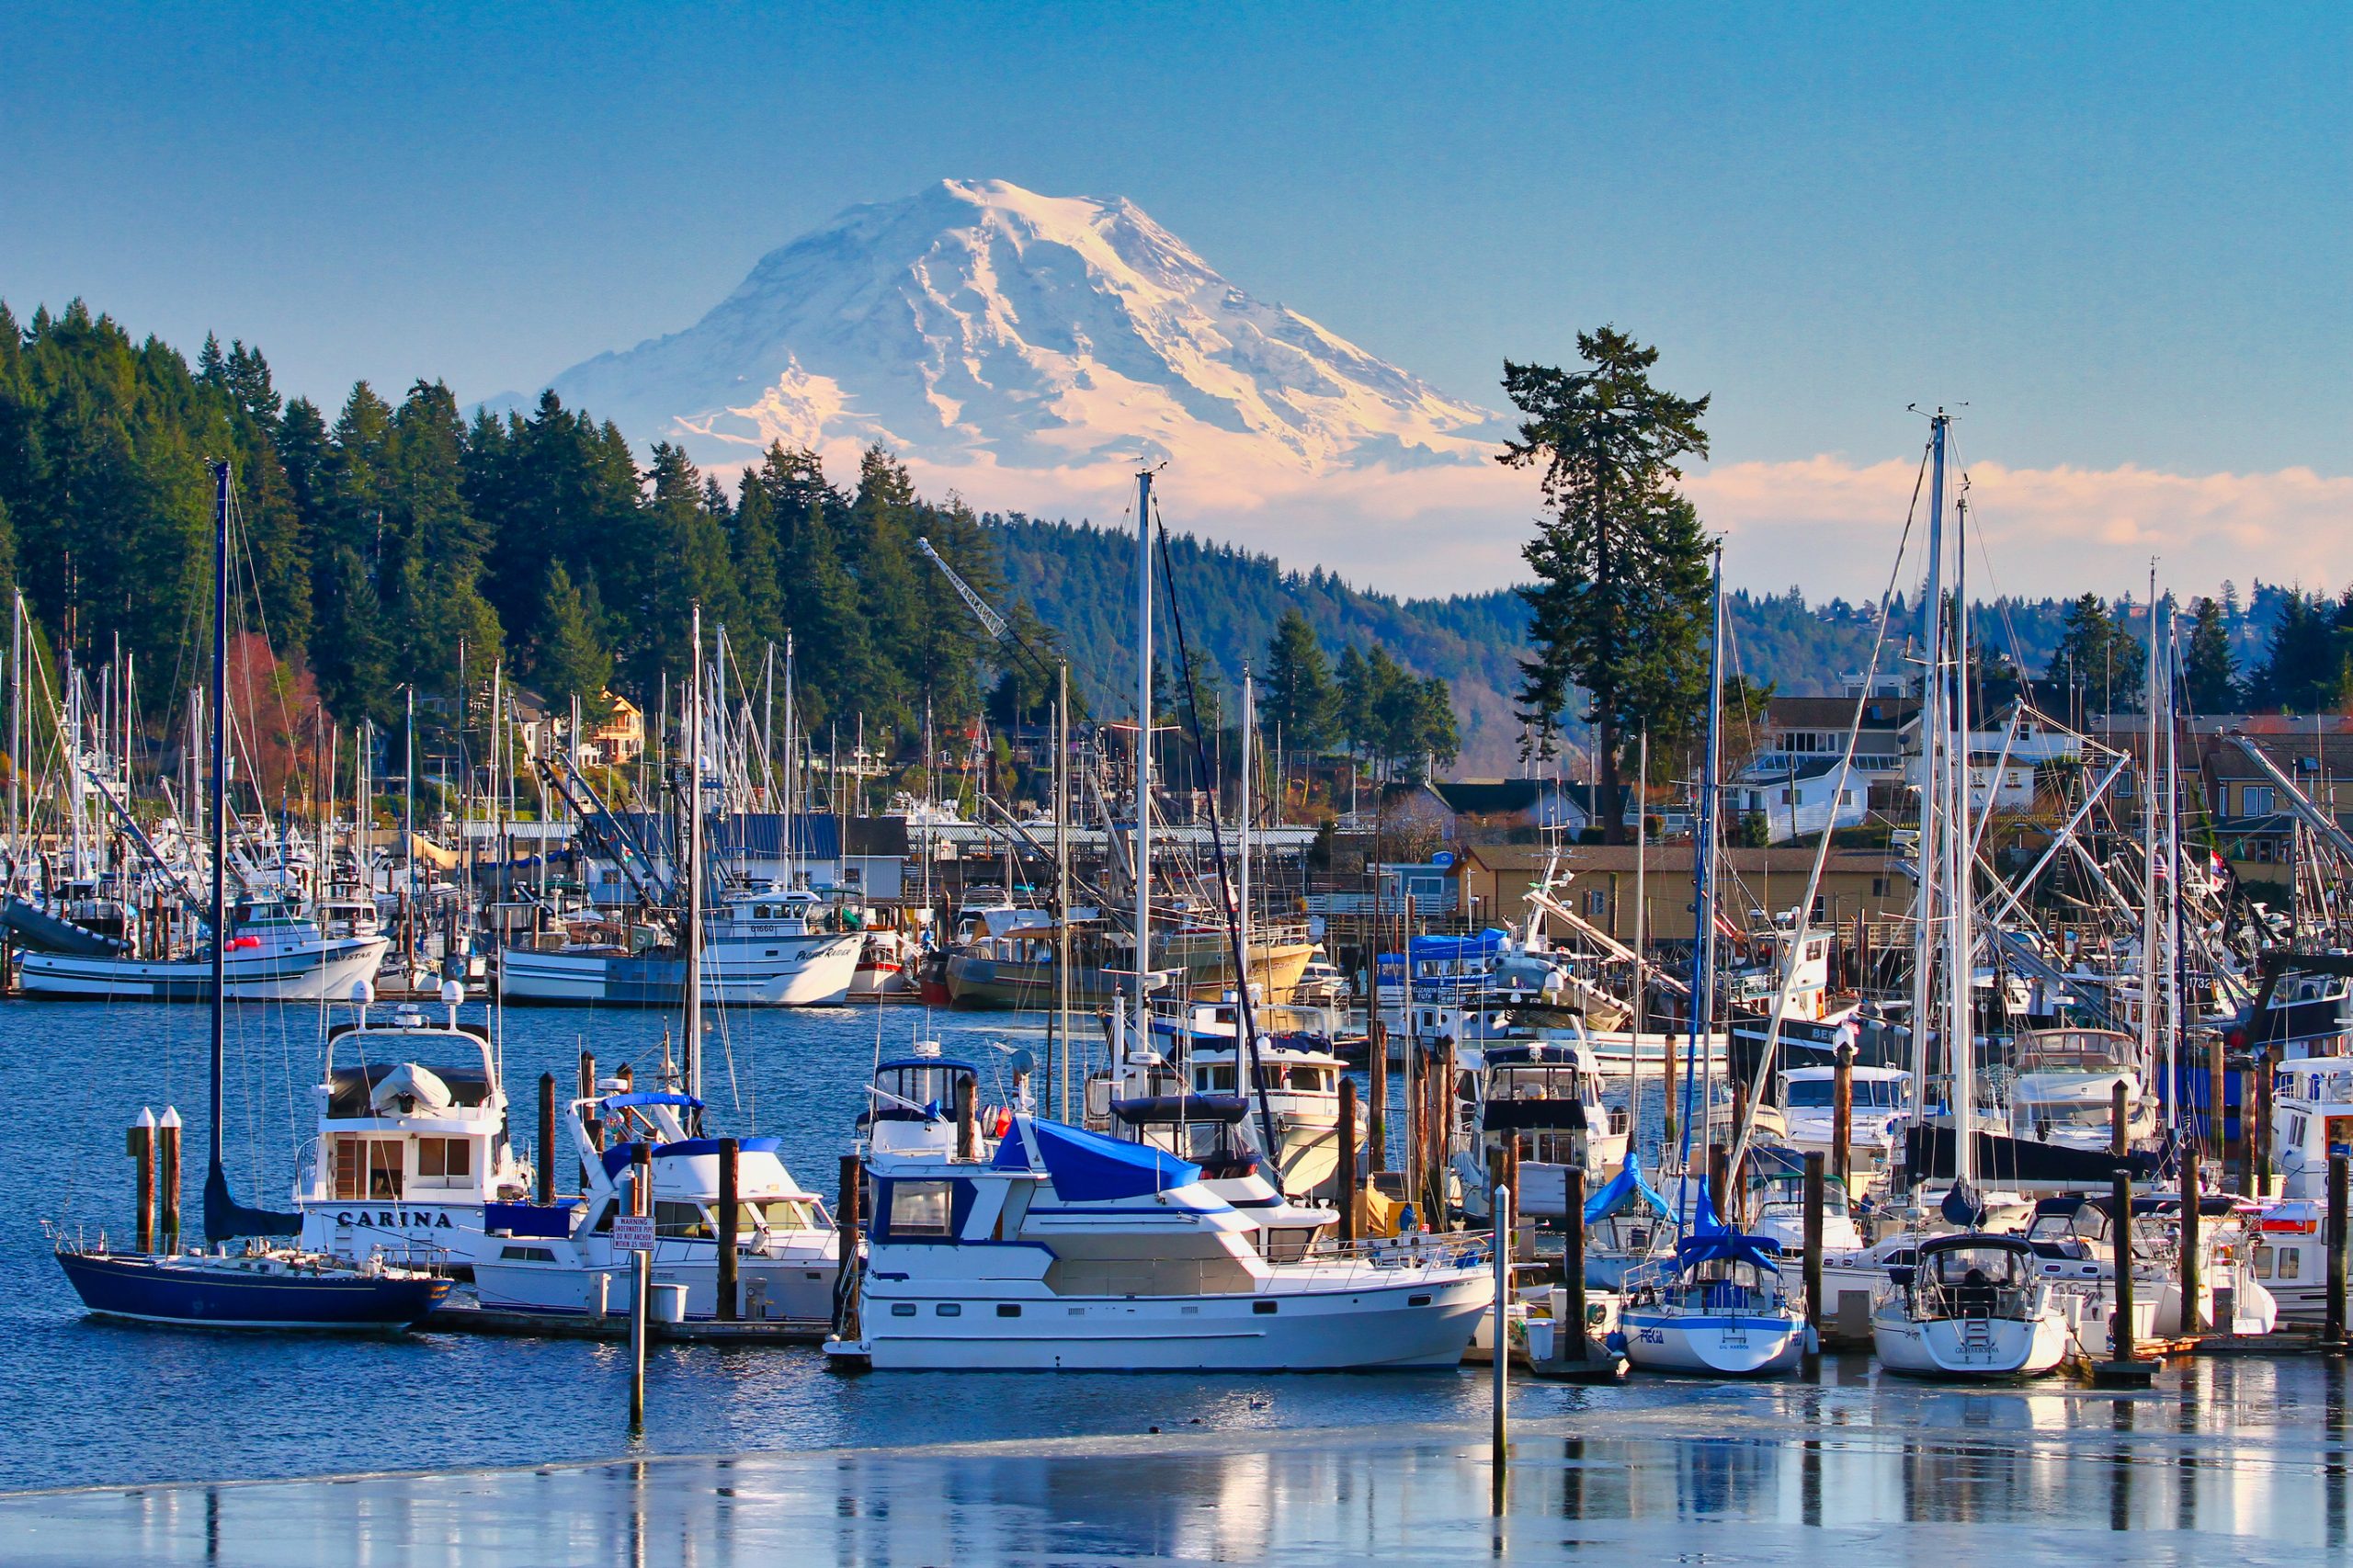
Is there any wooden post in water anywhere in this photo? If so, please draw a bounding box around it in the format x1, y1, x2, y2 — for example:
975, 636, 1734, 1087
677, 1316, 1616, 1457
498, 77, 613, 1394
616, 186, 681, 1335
156, 1107, 181, 1254
2254, 1045, 2277, 1199
1336, 1075, 1358, 1245
2179, 1149, 2202, 1335
579, 1050, 599, 1192
2328, 1153, 2349, 1350
1831, 1042, 1855, 1189
834, 1153, 863, 1339
1660, 1013, 1679, 1157
1561, 1168, 1587, 1364
2112, 1080, 2131, 1158
955, 1076, 979, 1163
1370, 1022, 1389, 1172
1707, 1142, 1729, 1225
628, 1143, 651, 1430
716, 1136, 739, 1323
129, 1108, 155, 1254
1434, 1040, 1460, 1222
2110, 1167, 2138, 1365
537, 1073, 556, 1205
1802, 1151, 1825, 1366
1491, 1180, 1510, 1515
1731, 1074, 1749, 1188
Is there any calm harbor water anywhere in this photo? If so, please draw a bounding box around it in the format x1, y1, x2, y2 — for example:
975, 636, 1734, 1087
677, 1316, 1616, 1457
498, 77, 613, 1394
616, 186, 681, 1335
6, 995, 1513, 1494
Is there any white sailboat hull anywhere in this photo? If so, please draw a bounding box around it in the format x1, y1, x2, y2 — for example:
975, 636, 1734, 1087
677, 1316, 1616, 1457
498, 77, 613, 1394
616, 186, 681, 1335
1619, 1308, 1807, 1375
1871, 1300, 2070, 1378
19, 937, 389, 1002
499, 935, 863, 1007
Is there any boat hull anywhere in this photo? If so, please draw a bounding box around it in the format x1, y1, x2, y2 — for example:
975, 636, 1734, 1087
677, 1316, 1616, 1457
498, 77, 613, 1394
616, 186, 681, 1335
832, 1271, 1493, 1370
19, 937, 389, 1003
1620, 1309, 1807, 1375
1871, 1301, 2070, 1378
499, 936, 863, 1007
55, 1249, 449, 1331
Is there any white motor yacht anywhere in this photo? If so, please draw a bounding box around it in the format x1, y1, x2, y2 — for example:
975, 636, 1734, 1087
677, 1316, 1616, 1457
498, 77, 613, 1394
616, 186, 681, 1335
1779, 1064, 1912, 1175
1452, 1038, 1631, 1222
470, 1085, 840, 1324
826, 1050, 1492, 1371
2005, 1028, 2154, 1150
499, 885, 862, 1007
295, 984, 540, 1271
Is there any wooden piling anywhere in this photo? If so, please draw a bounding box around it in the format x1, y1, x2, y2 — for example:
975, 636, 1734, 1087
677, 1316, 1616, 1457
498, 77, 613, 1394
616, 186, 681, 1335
628, 1143, 651, 1430
1802, 1151, 1825, 1365
1661, 1020, 1679, 1154
2328, 1153, 2348, 1350
2180, 1150, 2202, 1335
537, 1073, 556, 1206
1831, 1043, 1854, 1188
1434, 1040, 1460, 1222
2110, 1167, 2138, 1368
1336, 1075, 1358, 1245
954, 1076, 979, 1162
156, 1107, 181, 1254
1707, 1142, 1729, 1224
1370, 1021, 1389, 1172
2111, 1080, 2130, 1159
129, 1108, 155, 1255
1491, 1180, 1510, 1516
835, 1153, 863, 1340
716, 1136, 739, 1323
579, 1050, 599, 1192
1561, 1168, 1587, 1364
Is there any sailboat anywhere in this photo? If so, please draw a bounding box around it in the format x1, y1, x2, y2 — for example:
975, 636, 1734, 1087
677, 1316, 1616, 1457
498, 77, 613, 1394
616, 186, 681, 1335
1869, 412, 2067, 1379
1618, 552, 1810, 1378
53, 461, 449, 1332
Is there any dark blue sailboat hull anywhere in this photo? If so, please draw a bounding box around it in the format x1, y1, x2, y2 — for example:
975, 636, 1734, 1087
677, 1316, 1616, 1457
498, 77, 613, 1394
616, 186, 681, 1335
55, 1250, 450, 1332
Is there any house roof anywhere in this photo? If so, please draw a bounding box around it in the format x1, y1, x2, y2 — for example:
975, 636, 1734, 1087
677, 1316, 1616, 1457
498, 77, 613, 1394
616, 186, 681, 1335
1732, 756, 1852, 785
1765, 696, 1918, 733
1432, 779, 1631, 816
2209, 733, 2353, 779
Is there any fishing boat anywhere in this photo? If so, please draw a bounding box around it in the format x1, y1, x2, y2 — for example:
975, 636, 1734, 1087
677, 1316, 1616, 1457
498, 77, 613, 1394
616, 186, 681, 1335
53, 460, 448, 1334
824, 1050, 1491, 1370
293, 983, 542, 1272
498, 883, 863, 1006
19, 893, 389, 1002
1616, 1225, 1809, 1376
1451, 1037, 1631, 1222
1871, 1231, 2068, 1377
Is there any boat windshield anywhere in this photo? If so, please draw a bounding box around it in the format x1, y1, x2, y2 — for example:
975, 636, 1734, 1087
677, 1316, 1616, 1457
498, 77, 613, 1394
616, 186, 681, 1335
1490, 1064, 1591, 1102
1784, 1077, 1906, 1109
2015, 1030, 2132, 1074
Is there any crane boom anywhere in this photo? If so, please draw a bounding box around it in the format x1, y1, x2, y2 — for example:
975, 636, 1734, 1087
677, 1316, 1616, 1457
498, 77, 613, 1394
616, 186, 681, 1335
916, 536, 1011, 642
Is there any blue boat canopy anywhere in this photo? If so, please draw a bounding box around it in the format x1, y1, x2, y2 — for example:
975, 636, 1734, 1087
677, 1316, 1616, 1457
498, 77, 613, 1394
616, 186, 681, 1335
599, 1091, 705, 1111
1378, 928, 1510, 969
1023, 1116, 1200, 1201
1584, 1152, 1673, 1225
1674, 1230, 1784, 1274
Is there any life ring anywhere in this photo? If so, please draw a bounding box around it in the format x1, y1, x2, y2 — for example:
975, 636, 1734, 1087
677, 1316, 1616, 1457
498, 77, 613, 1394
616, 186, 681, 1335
988, 1107, 1013, 1138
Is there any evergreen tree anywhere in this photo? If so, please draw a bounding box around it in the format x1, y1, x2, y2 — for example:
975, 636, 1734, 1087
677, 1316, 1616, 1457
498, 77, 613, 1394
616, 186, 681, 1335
729, 467, 785, 643
1336, 644, 1373, 762
2183, 596, 2240, 712
532, 562, 612, 712
2044, 594, 2146, 714
1500, 326, 1713, 841
1261, 608, 1335, 759
783, 498, 868, 730
312, 545, 392, 722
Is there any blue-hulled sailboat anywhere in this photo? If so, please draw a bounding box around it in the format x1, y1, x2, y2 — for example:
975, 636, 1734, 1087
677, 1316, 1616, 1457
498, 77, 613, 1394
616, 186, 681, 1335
53, 460, 449, 1333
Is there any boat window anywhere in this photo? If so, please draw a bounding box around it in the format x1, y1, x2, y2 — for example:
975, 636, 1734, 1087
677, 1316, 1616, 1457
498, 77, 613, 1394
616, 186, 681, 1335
1197, 1065, 1237, 1092
2280, 1247, 2301, 1279
499, 1245, 557, 1262
727, 1199, 818, 1233
888, 1180, 953, 1238
416, 1137, 472, 1184
2252, 1244, 2273, 1278
655, 1200, 711, 1238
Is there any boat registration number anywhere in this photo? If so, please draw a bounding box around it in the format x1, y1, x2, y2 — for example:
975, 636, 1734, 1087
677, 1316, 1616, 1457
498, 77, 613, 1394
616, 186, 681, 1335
612, 1215, 656, 1253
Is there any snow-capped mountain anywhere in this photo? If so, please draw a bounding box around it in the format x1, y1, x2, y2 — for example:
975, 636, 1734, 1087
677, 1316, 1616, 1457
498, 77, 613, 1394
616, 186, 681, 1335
535, 179, 1504, 485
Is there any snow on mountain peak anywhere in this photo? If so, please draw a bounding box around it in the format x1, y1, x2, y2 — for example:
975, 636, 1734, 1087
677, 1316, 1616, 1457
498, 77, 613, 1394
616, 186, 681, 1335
539, 179, 1504, 489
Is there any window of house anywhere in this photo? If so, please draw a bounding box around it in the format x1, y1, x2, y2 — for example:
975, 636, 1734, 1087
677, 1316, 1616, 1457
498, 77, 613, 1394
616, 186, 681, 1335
888, 1180, 953, 1237
1585, 889, 1607, 916
2245, 786, 2275, 817
1872, 878, 1888, 897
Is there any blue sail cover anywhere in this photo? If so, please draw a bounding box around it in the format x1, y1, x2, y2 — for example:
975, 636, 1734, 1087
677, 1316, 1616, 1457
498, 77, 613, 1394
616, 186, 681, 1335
1377, 927, 1510, 975
1023, 1117, 1200, 1200
1674, 1231, 1784, 1273
1584, 1152, 1673, 1225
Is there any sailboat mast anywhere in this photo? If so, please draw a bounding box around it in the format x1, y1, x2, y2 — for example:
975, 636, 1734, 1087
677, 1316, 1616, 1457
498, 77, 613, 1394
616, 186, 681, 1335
1677, 551, 1724, 1185
1054, 660, 1071, 1119
207, 460, 232, 1205
686, 602, 706, 1103
1133, 468, 1154, 1035
2141, 563, 2161, 1125
1948, 473, 1975, 1190
1906, 415, 1949, 1198
1239, 667, 1254, 999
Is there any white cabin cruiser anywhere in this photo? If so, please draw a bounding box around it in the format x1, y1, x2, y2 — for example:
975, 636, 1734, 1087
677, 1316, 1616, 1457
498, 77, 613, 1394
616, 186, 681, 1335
469, 1085, 840, 1324
1871, 1232, 2069, 1378
1779, 1064, 1911, 1175
1451, 1038, 1630, 1222
499, 884, 863, 1007
2271, 1052, 2353, 1201
21, 894, 389, 1003
294, 984, 540, 1271
827, 1051, 1492, 1371
2005, 1028, 2154, 1151
2018, 1192, 2278, 1342
1149, 999, 1346, 1199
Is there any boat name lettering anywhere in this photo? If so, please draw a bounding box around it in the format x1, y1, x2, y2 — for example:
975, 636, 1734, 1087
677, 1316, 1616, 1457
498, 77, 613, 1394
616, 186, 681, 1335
335, 1210, 456, 1229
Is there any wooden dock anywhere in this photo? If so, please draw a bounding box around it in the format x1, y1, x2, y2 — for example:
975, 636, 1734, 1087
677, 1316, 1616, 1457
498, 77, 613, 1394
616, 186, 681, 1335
426, 1303, 829, 1345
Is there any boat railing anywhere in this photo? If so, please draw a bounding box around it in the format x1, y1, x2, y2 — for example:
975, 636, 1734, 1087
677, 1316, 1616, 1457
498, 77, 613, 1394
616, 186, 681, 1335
1906, 1277, 2041, 1323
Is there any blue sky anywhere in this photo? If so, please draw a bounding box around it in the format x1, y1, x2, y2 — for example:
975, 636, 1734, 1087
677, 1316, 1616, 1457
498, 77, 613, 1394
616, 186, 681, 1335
2, 4, 2345, 596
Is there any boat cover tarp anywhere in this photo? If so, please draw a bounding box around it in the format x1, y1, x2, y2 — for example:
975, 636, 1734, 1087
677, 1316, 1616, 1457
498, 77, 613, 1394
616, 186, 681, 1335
483, 1200, 577, 1239
1584, 1152, 1672, 1225
0, 896, 127, 956
202, 1159, 301, 1243
1379, 928, 1510, 970
1110, 1094, 1251, 1126
1904, 1123, 2166, 1186
1022, 1116, 1200, 1200
1673, 1229, 1784, 1273
599, 1091, 706, 1111
598, 1134, 779, 1179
